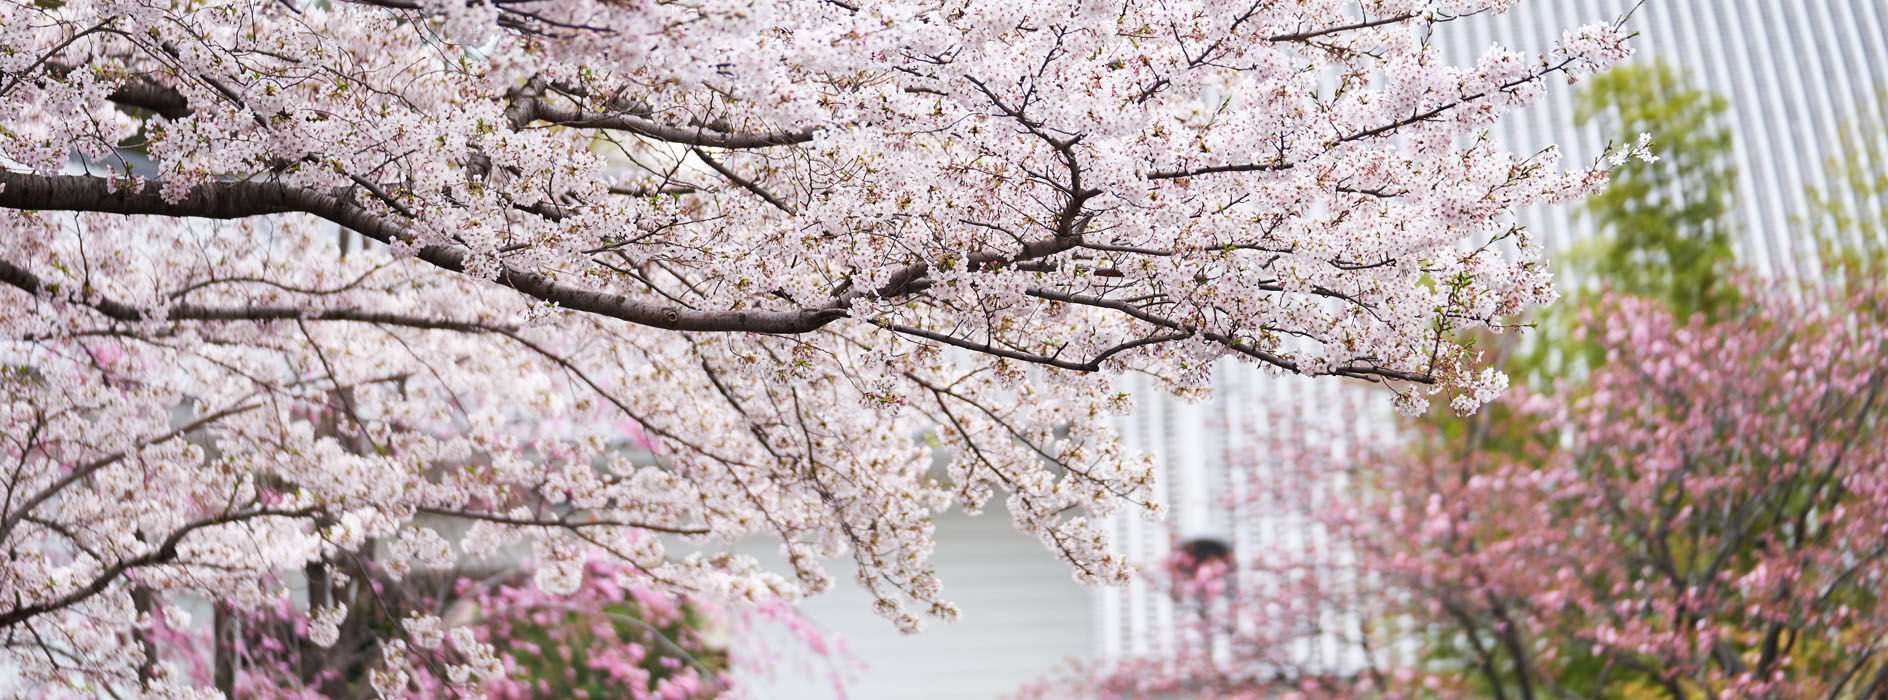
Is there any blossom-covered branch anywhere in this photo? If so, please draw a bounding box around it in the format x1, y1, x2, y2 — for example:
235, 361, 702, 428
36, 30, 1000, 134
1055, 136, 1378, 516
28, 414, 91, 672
0, 0, 1640, 695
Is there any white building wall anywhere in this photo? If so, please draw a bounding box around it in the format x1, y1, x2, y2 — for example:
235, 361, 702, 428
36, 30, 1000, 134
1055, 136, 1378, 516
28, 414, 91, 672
1098, 367, 1388, 674
1431, 0, 1888, 272
733, 504, 1094, 700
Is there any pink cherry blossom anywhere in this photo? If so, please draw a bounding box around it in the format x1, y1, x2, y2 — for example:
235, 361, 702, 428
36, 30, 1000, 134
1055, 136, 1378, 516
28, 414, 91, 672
1035, 276, 1888, 699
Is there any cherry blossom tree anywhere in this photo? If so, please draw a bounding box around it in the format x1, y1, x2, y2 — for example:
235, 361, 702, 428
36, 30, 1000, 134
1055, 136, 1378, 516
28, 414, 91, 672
0, 0, 1643, 695
1033, 275, 1888, 699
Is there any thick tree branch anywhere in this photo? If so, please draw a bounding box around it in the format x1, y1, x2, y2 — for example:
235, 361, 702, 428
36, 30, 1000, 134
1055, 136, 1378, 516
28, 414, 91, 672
0, 171, 846, 333
527, 101, 818, 149
108, 78, 193, 120
0, 260, 510, 332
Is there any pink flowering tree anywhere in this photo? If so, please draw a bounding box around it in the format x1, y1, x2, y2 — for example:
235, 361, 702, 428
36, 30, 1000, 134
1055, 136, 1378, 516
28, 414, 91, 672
158, 558, 843, 700
1032, 275, 1888, 699
0, 0, 1645, 695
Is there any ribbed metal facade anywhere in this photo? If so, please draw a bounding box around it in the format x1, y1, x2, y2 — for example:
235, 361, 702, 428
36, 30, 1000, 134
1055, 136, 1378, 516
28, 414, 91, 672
1100, 371, 1385, 669
1441, 0, 1888, 273
1099, 0, 1888, 665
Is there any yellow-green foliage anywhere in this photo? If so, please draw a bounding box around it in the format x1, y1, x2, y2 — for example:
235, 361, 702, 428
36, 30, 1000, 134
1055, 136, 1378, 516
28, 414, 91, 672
1573, 60, 1740, 321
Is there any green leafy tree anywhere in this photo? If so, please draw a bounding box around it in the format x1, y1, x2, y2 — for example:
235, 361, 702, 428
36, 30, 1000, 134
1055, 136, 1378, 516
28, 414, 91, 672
1571, 59, 1740, 320
1805, 90, 1888, 268
1435, 61, 1740, 406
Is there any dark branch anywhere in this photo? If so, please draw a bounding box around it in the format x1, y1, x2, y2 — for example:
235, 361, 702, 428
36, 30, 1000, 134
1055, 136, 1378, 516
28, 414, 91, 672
413, 507, 708, 536
0, 402, 264, 547
868, 317, 1189, 372
0, 507, 319, 630
1147, 53, 1585, 180
1025, 288, 1433, 383
0, 171, 846, 334
1267, 13, 1417, 42
0, 260, 510, 333
527, 101, 818, 149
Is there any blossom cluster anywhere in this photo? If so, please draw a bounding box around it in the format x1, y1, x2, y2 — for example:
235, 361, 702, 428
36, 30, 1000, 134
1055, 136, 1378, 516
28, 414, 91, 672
0, 0, 1635, 694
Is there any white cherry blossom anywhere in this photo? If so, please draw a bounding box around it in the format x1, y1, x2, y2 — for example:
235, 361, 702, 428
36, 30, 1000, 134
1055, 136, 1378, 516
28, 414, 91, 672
0, 0, 1639, 694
